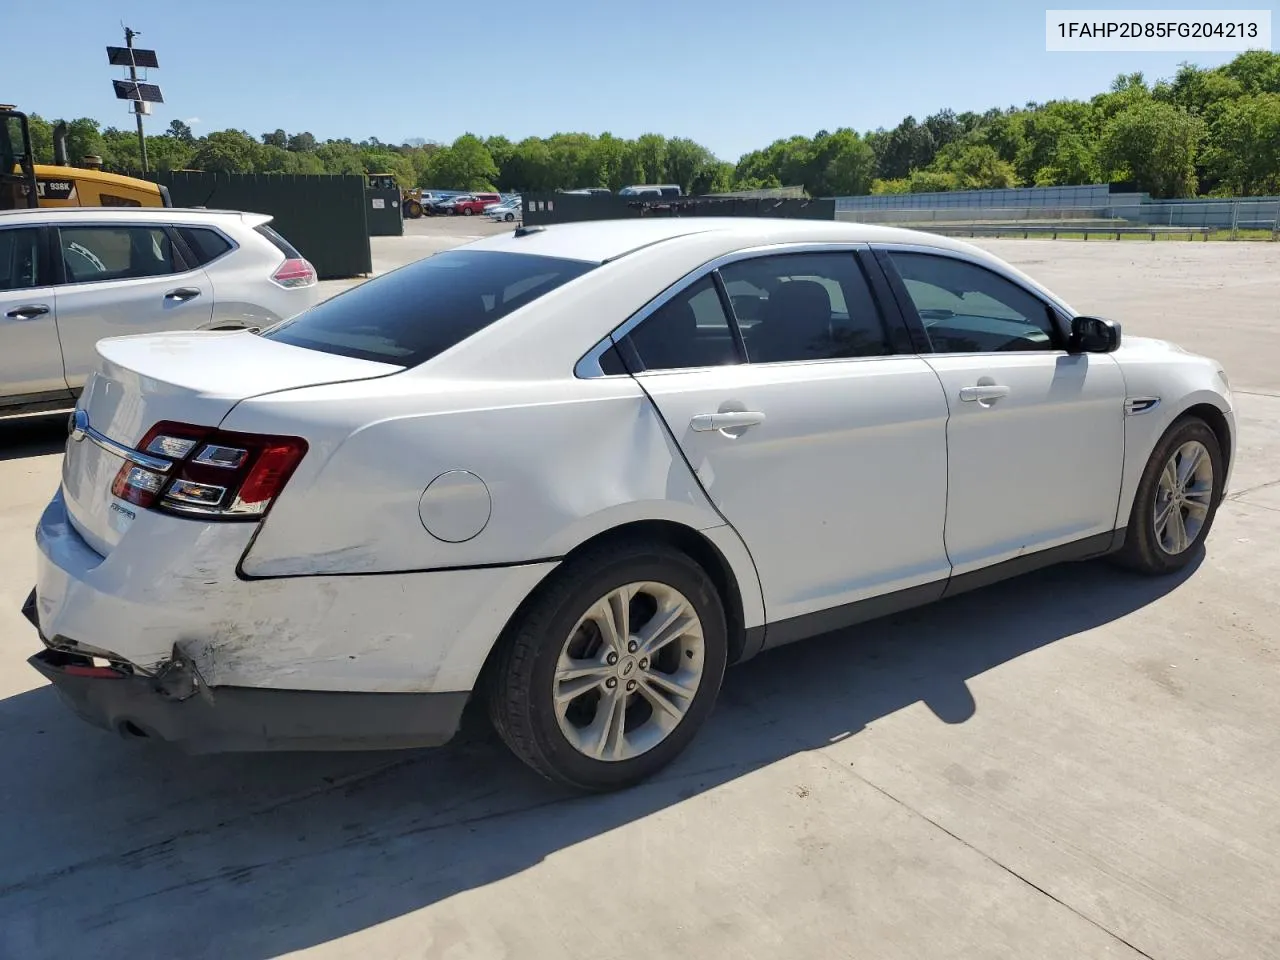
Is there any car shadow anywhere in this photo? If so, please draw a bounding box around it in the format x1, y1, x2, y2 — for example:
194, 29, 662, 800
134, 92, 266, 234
0, 412, 69, 462
0, 554, 1199, 958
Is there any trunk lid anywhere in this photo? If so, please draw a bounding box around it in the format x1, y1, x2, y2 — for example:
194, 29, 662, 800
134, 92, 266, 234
62, 330, 400, 556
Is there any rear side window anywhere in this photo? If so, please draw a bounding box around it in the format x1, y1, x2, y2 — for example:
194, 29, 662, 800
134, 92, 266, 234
261, 250, 595, 366
628, 276, 741, 371
178, 226, 234, 265
254, 224, 303, 259
719, 252, 892, 363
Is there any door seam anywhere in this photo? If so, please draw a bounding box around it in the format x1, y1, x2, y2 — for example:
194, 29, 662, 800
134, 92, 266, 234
627, 373, 769, 631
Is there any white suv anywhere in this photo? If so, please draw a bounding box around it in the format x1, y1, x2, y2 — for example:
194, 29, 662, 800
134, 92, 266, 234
0, 207, 320, 415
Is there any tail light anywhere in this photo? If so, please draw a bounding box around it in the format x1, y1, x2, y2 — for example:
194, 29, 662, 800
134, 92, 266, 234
112, 421, 308, 520
271, 257, 316, 288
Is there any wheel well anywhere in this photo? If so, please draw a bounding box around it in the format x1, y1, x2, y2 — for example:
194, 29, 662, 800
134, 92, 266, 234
562, 521, 749, 664
476, 521, 750, 696
1178, 403, 1232, 473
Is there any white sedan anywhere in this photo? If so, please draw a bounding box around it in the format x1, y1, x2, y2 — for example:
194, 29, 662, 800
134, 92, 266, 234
25, 218, 1234, 792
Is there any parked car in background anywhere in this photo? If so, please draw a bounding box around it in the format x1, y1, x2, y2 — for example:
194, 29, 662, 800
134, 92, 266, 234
560, 188, 613, 196
452, 193, 503, 216
618, 184, 682, 198
1, 207, 319, 415
427, 194, 461, 215
485, 197, 521, 222
25, 218, 1234, 793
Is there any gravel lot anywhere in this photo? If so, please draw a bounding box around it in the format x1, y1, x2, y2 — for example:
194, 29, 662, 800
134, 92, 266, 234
1, 231, 1278, 960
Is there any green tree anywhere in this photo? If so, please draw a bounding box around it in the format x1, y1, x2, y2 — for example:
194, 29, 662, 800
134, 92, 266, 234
261, 129, 288, 149
1100, 100, 1204, 197
166, 119, 195, 143
286, 131, 317, 152
190, 129, 262, 173
1204, 93, 1280, 194
817, 129, 876, 195
25, 113, 53, 163
429, 134, 498, 190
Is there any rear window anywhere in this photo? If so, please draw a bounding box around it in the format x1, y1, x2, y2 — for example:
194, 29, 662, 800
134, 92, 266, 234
260, 250, 595, 366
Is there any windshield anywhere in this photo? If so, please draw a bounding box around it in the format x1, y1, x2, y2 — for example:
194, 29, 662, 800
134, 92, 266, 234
261, 250, 596, 367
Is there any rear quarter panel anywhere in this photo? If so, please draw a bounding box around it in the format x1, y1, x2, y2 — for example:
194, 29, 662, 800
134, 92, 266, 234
225, 375, 752, 586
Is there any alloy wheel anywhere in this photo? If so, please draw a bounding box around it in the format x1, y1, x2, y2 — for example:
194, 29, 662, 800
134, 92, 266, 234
553, 581, 705, 762
1153, 440, 1214, 554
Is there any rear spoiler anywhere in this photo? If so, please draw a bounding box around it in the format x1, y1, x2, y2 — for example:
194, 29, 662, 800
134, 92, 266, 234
158, 184, 173, 207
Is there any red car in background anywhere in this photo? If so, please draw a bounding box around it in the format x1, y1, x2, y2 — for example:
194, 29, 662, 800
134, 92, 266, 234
452, 193, 503, 216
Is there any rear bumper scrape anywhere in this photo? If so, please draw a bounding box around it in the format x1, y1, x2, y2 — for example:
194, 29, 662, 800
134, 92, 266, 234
25, 594, 468, 753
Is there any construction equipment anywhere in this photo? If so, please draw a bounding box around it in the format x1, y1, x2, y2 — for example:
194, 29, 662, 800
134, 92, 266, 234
367, 173, 429, 219
1, 106, 170, 210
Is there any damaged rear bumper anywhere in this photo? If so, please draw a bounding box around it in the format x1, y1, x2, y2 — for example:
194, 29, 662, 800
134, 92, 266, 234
25, 593, 468, 753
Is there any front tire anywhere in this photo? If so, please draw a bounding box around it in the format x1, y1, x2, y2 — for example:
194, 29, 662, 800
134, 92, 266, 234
463, 207, 474, 216
1115, 416, 1224, 575
487, 541, 728, 792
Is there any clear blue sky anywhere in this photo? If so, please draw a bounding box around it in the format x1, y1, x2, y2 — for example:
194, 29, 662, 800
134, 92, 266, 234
10, 0, 1275, 161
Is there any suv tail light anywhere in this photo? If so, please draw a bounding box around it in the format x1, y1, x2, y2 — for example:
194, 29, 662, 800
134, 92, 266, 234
271, 257, 316, 288
112, 421, 308, 520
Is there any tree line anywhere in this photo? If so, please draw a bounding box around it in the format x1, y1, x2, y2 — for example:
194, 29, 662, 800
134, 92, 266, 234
23, 51, 1280, 199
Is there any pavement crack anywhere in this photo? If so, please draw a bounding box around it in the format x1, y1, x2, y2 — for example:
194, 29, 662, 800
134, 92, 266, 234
1228, 477, 1280, 500
816, 755, 1158, 960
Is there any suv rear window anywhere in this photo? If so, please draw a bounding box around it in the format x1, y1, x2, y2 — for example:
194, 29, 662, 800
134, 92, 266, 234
261, 250, 595, 366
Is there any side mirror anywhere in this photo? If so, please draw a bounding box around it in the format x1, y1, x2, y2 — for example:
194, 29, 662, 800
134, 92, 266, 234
1069, 315, 1121, 354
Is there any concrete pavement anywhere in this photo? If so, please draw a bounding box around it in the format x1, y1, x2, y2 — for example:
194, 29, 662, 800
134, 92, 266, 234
0, 235, 1277, 960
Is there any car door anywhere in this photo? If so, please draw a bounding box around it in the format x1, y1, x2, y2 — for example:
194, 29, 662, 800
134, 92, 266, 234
52, 222, 214, 389
609, 248, 952, 641
877, 246, 1126, 577
0, 224, 70, 405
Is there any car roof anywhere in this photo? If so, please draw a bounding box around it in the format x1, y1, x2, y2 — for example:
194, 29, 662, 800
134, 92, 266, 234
0, 206, 272, 226
463, 216, 993, 264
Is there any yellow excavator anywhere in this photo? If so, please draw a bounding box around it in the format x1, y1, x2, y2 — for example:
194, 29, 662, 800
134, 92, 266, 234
2, 105, 171, 210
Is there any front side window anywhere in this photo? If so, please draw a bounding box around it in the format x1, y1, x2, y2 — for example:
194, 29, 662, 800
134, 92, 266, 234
719, 252, 892, 363
58, 226, 177, 284
262, 250, 594, 366
887, 251, 1062, 353
627, 275, 741, 371
0, 227, 41, 291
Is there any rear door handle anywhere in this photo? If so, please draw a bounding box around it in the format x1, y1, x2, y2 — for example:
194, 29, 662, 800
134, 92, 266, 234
690, 411, 766, 432
164, 287, 201, 302
959, 385, 1011, 403
5, 304, 50, 320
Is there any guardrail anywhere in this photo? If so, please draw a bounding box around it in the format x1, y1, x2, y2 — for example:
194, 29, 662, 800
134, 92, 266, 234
926, 224, 1214, 241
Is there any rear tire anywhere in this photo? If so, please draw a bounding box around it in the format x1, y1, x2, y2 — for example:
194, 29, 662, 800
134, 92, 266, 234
487, 541, 728, 792
1114, 416, 1224, 575
463, 207, 474, 216
504, 212, 515, 222
405, 200, 423, 219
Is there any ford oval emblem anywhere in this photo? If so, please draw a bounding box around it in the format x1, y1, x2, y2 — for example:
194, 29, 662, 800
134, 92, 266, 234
68, 409, 89, 442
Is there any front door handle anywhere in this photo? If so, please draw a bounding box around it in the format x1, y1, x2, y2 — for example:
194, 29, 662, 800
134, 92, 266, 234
690, 411, 766, 433
959, 385, 1011, 403
5, 303, 50, 320
164, 287, 201, 302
